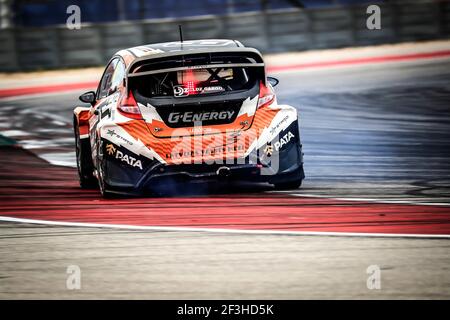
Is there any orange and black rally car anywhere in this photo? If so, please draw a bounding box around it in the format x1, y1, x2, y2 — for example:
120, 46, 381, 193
73, 39, 304, 197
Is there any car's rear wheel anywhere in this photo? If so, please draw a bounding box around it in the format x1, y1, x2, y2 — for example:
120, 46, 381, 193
74, 117, 97, 189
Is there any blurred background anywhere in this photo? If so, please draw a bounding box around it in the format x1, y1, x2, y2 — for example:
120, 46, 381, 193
4, 0, 376, 25
0, 0, 449, 71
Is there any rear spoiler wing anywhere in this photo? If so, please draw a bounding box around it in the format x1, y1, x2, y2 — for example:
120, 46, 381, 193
124, 47, 266, 90
127, 63, 264, 78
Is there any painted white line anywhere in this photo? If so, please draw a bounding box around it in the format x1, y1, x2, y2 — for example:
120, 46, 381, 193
0, 130, 30, 137
52, 120, 67, 126
270, 191, 450, 207
39, 152, 76, 167
21, 109, 71, 125
0, 106, 16, 111
0, 216, 449, 239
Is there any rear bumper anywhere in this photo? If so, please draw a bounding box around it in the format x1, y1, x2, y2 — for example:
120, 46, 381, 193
101, 142, 304, 195
142, 160, 304, 186
103, 163, 304, 196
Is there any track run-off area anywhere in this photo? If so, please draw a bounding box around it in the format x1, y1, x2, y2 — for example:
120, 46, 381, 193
1, 147, 450, 237
1, 41, 450, 298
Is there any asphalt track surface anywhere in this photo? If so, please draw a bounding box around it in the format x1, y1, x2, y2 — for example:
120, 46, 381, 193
1, 55, 450, 298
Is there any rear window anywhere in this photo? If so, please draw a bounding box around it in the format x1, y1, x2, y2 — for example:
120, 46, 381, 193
130, 66, 260, 98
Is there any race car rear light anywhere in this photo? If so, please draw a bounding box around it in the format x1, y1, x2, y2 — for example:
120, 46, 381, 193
257, 81, 274, 109
118, 91, 142, 120
182, 69, 198, 95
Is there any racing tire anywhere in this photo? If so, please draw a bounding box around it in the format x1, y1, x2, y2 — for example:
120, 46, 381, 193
74, 117, 97, 189
273, 179, 302, 190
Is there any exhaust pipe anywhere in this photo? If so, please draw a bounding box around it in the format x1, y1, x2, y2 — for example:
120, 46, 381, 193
216, 166, 231, 177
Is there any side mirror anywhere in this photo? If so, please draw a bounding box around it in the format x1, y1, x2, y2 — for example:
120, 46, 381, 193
267, 76, 279, 87
79, 91, 96, 104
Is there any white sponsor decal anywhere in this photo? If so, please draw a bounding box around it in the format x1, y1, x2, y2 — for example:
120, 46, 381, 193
168, 110, 235, 124
115, 150, 143, 170
101, 125, 166, 164
128, 47, 164, 57
162, 40, 235, 47
270, 115, 289, 135
173, 85, 224, 97
107, 129, 133, 145
274, 131, 294, 151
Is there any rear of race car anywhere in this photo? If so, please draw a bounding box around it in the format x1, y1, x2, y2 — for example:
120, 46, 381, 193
96, 49, 304, 195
